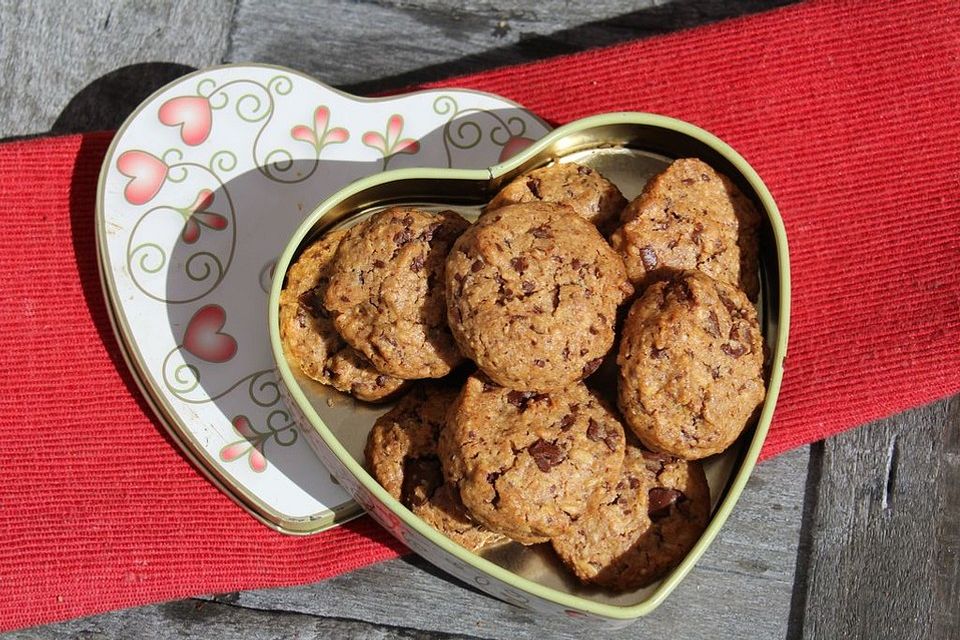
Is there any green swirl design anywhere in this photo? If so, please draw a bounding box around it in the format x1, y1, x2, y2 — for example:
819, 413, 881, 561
125, 158, 237, 304
432, 94, 529, 168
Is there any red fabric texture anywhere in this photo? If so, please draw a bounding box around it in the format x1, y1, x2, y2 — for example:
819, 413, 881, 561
0, 0, 957, 631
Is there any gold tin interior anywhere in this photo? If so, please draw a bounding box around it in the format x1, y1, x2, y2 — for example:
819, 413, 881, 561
270, 113, 790, 618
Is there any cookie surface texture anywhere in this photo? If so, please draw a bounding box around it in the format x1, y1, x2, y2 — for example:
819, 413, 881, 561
485, 162, 627, 234
441, 374, 626, 544
446, 202, 632, 392
552, 446, 710, 590
325, 207, 469, 379
364, 383, 505, 551
610, 158, 760, 298
617, 271, 765, 459
279, 229, 407, 402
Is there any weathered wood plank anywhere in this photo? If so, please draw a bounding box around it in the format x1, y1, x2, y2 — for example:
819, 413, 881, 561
796, 397, 960, 640
1, 446, 809, 639
209, 447, 809, 640
226, 0, 799, 94
1, 599, 473, 640
0, 0, 235, 138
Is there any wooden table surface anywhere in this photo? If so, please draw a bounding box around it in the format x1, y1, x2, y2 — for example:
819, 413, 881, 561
1, 1, 957, 638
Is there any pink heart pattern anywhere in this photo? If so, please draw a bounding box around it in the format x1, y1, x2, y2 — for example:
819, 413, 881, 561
159, 95, 213, 146
117, 151, 168, 205
182, 305, 237, 363
498, 136, 536, 163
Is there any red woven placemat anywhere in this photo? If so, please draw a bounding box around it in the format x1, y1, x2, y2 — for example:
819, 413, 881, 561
0, 0, 957, 631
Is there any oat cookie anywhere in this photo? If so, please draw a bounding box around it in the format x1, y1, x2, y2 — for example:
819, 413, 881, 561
279, 229, 407, 402
485, 162, 627, 234
610, 158, 761, 298
364, 384, 505, 551
446, 203, 633, 392
617, 271, 765, 459
552, 446, 710, 590
325, 207, 469, 379
440, 375, 626, 545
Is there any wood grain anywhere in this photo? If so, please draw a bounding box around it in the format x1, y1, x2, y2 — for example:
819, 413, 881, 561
0, 0, 234, 138
795, 397, 960, 640
226, 0, 798, 94
3, 448, 811, 639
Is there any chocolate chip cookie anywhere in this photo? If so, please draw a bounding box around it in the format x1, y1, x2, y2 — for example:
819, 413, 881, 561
446, 203, 633, 392
325, 207, 469, 379
609, 158, 761, 298
617, 271, 765, 459
365, 383, 506, 551
440, 374, 626, 545
552, 446, 710, 590
279, 229, 408, 402
485, 162, 627, 234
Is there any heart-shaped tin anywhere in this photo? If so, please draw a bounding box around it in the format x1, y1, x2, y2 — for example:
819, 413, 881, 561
269, 112, 790, 625
96, 63, 551, 533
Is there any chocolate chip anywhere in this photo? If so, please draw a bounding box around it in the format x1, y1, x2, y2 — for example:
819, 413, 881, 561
528, 439, 565, 472
673, 279, 693, 303
527, 178, 542, 199
628, 476, 641, 489
297, 288, 326, 318
719, 294, 742, 317
577, 165, 592, 176
510, 256, 528, 273
640, 246, 658, 271
410, 256, 424, 272
402, 214, 414, 227
701, 173, 710, 182
393, 228, 413, 245
650, 346, 667, 359
648, 488, 684, 521
603, 430, 619, 452
571, 258, 581, 270
375, 375, 385, 387
705, 310, 721, 338
559, 414, 574, 431
586, 418, 603, 442
579, 348, 589, 356
400, 457, 442, 508
588, 325, 599, 335
482, 381, 497, 392
534, 359, 545, 367
533, 305, 544, 314
562, 345, 570, 360
471, 259, 484, 272
582, 357, 603, 377
530, 225, 552, 239
419, 222, 441, 242
691, 222, 704, 244
506, 390, 547, 412
521, 280, 535, 294
722, 342, 748, 358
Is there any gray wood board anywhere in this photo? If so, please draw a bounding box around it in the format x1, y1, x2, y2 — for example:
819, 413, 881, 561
226, 0, 798, 94
794, 397, 960, 640
3, 447, 811, 640
0, 0, 235, 138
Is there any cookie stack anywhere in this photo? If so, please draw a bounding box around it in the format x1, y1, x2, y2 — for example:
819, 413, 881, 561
280, 158, 765, 592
